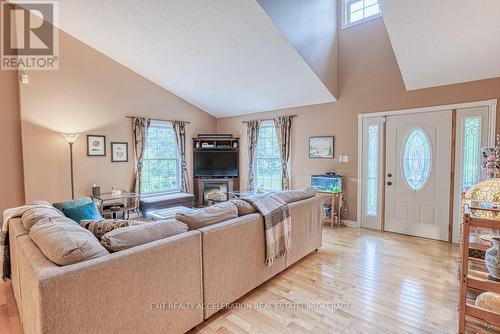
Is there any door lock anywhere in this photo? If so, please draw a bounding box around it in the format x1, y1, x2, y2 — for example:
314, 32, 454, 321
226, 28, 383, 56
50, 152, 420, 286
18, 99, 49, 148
387, 173, 392, 177
387, 181, 392, 186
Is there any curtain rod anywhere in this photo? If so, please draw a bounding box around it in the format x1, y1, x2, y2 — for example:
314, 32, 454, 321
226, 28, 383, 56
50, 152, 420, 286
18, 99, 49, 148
241, 115, 297, 124
126, 116, 191, 124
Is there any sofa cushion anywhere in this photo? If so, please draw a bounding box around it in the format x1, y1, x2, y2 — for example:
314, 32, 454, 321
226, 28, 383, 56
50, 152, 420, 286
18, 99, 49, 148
228, 199, 257, 216
100, 219, 188, 252
80, 219, 143, 240
30, 216, 109, 266
63, 202, 103, 223
53, 197, 93, 211
21, 206, 64, 230
176, 202, 238, 230
270, 187, 316, 204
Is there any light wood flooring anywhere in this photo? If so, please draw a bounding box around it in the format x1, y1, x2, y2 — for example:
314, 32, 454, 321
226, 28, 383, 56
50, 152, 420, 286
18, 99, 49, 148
0, 226, 459, 334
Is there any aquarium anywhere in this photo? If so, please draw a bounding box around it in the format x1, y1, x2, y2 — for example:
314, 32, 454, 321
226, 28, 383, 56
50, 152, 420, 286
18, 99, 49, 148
311, 173, 342, 193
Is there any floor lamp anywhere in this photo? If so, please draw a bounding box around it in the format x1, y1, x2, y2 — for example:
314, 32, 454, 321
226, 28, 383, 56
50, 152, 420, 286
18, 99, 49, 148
61, 133, 80, 199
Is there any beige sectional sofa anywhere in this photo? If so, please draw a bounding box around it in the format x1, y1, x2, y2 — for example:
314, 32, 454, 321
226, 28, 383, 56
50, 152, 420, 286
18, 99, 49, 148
9, 194, 322, 334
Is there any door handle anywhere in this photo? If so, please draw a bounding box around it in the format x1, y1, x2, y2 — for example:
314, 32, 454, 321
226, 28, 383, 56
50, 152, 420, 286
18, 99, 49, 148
387, 181, 392, 186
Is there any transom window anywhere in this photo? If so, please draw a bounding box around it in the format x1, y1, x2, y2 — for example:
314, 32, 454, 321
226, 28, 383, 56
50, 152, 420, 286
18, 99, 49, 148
254, 121, 283, 191
141, 121, 180, 194
342, 0, 382, 29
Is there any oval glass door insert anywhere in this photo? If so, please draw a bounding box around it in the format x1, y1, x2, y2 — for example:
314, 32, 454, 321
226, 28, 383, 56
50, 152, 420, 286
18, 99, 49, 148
402, 128, 431, 191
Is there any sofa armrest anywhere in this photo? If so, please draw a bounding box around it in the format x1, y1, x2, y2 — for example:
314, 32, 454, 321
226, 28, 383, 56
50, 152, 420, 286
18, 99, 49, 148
19, 231, 203, 334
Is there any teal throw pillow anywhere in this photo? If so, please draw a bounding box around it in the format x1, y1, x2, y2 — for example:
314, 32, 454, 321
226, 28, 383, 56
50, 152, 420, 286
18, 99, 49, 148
54, 197, 93, 211
63, 202, 103, 223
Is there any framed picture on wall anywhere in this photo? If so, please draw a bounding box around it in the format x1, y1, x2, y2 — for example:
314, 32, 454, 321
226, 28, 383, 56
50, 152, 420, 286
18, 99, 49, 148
309, 136, 334, 158
111, 142, 128, 162
87, 135, 106, 156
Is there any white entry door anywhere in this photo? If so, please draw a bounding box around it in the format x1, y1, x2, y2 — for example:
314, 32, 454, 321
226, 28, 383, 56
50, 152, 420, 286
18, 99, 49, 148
385, 111, 452, 241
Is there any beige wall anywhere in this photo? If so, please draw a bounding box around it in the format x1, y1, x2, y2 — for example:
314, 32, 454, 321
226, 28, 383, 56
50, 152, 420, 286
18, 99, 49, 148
217, 18, 500, 221
258, 0, 338, 97
20, 30, 217, 203
0, 69, 25, 212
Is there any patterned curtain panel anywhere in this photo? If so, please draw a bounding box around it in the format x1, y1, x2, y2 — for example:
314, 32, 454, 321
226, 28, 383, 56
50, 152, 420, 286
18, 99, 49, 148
274, 116, 293, 190
173, 120, 190, 193
131, 117, 151, 198
246, 120, 261, 190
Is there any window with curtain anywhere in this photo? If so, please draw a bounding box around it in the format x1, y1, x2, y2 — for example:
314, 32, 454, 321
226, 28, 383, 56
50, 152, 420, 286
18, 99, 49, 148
141, 121, 180, 194
254, 121, 283, 191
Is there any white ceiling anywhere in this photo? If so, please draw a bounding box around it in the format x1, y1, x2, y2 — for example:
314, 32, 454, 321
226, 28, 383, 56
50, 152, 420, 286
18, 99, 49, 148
381, 0, 500, 90
17, 0, 334, 117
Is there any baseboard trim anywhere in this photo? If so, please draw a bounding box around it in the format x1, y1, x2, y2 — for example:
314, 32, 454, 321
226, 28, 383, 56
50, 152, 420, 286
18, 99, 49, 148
343, 220, 360, 228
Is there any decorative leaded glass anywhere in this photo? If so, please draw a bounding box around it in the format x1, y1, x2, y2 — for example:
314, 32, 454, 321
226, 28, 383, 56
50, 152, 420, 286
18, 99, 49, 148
462, 117, 481, 190
402, 128, 432, 191
366, 125, 379, 216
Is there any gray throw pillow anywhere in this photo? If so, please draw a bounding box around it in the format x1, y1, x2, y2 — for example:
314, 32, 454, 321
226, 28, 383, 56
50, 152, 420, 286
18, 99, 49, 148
80, 219, 143, 240
100, 219, 188, 252
30, 216, 109, 266
21, 206, 64, 230
175, 202, 238, 230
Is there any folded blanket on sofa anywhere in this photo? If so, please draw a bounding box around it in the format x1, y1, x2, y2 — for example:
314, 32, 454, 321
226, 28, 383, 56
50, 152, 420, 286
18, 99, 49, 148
243, 194, 291, 265
1, 202, 54, 281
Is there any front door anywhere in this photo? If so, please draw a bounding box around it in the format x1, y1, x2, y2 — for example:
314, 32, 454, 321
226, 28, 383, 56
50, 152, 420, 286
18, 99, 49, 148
385, 111, 452, 241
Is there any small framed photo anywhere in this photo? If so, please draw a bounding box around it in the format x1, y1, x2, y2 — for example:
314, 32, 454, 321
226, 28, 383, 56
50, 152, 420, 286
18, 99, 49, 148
87, 135, 106, 156
309, 136, 334, 158
111, 142, 128, 162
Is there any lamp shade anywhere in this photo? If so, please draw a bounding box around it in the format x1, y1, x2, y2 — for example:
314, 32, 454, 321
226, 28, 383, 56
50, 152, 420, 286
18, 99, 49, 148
61, 133, 80, 144
465, 178, 500, 219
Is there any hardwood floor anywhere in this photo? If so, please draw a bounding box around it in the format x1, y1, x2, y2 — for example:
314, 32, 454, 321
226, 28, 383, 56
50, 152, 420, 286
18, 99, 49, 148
0, 226, 459, 334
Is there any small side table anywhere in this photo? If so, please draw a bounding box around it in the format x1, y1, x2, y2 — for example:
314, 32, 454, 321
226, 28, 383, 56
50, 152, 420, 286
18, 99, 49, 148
317, 191, 343, 228
92, 191, 140, 219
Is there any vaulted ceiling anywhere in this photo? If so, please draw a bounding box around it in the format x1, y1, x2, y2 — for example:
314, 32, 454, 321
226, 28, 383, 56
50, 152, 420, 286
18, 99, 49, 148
382, 0, 500, 90
21, 0, 334, 118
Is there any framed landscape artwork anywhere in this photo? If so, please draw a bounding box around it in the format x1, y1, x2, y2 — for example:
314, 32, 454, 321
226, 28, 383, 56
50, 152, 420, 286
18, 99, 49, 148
309, 136, 334, 158
87, 135, 106, 156
111, 142, 128, 162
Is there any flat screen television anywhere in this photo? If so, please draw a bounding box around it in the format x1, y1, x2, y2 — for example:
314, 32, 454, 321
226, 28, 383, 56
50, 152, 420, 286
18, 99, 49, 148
194, 150, 238, 177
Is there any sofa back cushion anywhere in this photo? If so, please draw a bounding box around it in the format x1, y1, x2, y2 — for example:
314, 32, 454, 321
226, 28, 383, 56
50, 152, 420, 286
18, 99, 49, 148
100, 219, 188, 252
176, 202, 238, 230
62, 202, 103, 223
30, 216, 109, 265
270, 187, 316, 204
21, 206, 64, 230
228, 199, 257, 216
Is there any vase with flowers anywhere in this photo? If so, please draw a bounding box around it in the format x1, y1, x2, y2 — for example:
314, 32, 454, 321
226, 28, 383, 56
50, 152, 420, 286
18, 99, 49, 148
482, 134, 500, 179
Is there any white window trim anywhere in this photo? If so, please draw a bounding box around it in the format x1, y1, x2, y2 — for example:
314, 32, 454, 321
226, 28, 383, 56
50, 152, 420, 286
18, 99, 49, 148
341, 0, 382, 30
253, 120, 284, 191
141, 120, 182, 196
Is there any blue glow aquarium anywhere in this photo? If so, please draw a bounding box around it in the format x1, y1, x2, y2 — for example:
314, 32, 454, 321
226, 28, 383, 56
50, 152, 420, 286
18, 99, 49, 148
311, 173, 342, 193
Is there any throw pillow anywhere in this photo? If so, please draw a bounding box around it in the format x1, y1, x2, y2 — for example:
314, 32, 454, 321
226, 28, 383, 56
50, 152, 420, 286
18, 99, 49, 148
100, 219, 188, 252
175, 202, 238, 230
30, 216, 109, 266
53, 197, 93, 211
80, 219, 141, 240
63, 202, 103, 223
228, 199, 257, 216
21, 206, 64, 230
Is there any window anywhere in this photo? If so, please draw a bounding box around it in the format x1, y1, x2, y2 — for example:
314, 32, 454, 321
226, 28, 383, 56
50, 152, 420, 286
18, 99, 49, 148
141, 121, 180, 194
342, 0, 382, 29
462, 117, 481, 190
365, 125, 379, 216
254, 121, 283, 191
402, 128, 432, 191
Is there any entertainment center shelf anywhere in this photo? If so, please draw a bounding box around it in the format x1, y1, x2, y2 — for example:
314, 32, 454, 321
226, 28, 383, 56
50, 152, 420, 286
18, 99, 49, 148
193, 135, 240, 207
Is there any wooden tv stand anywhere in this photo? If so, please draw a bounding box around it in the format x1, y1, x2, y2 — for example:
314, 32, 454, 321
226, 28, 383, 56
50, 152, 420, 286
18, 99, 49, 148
192, 135, 240, 207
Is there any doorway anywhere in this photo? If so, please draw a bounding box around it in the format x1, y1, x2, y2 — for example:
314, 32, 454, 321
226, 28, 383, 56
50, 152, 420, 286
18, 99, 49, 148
358, 100, 497, 242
